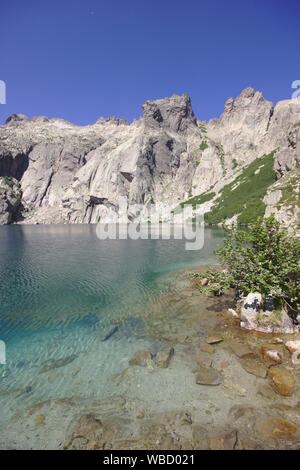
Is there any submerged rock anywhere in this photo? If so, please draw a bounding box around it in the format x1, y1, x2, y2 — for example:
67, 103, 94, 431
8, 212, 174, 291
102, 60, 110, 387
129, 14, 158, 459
260, 347, 282, 365
129, 350, 153, 367
224, 382, 247, 398
200, 344, 215, 354
195, 366, 223, 386
156, 347, 174, 368
239, 358, 268, 378
193, 352, 212, 368
229, 341, 253, 358
268, 367, 294, 396
256, 416, 299, 440
39, 355, 77, 373
205, 335, 223, 345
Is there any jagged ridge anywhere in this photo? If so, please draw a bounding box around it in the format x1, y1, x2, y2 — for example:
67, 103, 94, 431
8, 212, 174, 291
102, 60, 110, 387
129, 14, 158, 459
0, 89, 299, 227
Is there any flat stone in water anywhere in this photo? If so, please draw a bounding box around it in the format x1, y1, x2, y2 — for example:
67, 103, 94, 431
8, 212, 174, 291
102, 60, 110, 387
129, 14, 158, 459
257, 384, 278, 400
206, 335, 223, 345
239, 358, 268, 378
156, 347, 174, 368
195, 366, 223, 386
230, 341, 253, 358
268, 367, 294, 396
256, 416, 299, 440
200, 344, 215, 354
129, 350, 153, 367
193, 352, 212, 368
39, 355, 77, 374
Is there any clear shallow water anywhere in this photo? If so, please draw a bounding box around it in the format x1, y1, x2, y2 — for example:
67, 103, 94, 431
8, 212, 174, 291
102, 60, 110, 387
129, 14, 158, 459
0, 224, 225, 426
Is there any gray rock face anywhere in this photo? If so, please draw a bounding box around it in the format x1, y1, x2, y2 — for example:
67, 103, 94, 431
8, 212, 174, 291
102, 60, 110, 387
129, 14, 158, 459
142, 94, 197, 133
0, 176, 22, 224
0, 89, 299, 226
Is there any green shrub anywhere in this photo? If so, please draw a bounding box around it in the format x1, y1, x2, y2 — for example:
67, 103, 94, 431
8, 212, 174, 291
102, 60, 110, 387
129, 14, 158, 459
232, 158, 238, 169
200, 140, 208, 151
192, 215, 300, 313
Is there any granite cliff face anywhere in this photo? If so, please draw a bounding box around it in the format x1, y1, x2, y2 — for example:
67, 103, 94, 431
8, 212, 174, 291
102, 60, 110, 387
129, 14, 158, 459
0, 89, 299, 228
0, 176, 22, 225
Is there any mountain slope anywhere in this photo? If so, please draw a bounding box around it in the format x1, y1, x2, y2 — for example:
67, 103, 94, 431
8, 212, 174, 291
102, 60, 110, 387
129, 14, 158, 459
0, 89, 299, 228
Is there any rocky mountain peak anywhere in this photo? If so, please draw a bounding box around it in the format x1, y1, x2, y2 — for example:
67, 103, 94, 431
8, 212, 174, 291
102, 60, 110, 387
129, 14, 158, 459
142, 93, 197, 133
222, 87, 273, 117
5, 113, 30, 126
0, 88, 298, 229
95, 116, 129, 126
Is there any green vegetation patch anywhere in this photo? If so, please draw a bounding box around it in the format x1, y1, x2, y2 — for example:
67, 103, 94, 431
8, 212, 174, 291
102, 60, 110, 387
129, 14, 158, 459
198, 123, 207, 134
200, 140, 208, 151
172, 191, 216, 214
179, 191, 215, 210
277, 168, 300, 209
232, 158, 238, 169
205, 150, 278, 225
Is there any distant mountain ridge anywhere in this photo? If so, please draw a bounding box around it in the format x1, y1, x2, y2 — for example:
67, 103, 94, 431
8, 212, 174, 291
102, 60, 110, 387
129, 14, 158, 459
0, 88, 299, 229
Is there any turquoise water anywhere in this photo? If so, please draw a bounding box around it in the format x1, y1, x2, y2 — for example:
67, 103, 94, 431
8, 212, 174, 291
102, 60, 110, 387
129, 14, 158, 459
0, 224, 224, 340
0, 224, 225, 427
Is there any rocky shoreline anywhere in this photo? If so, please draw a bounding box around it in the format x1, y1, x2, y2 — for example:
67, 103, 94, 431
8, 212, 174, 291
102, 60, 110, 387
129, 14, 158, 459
0, 265, 299, 450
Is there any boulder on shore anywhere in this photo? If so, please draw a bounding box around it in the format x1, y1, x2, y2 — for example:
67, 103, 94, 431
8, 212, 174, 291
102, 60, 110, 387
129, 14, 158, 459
240, 292, 299, 334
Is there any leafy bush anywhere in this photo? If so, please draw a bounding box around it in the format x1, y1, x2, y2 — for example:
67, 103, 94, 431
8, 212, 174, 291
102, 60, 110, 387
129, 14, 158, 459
192, 215, 300, 313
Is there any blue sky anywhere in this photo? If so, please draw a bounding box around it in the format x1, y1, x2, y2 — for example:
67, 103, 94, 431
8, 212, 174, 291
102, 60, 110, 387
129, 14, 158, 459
1, 0, 299, 125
